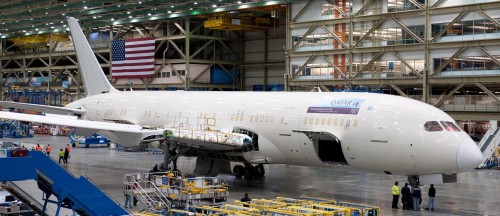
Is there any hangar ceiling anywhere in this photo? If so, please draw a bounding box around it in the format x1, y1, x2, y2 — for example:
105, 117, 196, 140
0, 0, 292, 38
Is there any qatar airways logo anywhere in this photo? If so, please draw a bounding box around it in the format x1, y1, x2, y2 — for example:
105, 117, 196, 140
330, 100, 361, 108
307, 98, 365, 115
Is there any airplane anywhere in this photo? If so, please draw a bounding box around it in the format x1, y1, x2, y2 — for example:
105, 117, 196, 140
0, 17, 483, 185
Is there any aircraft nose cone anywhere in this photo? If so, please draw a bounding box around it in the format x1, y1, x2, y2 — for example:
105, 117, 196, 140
456, 139, 483, 172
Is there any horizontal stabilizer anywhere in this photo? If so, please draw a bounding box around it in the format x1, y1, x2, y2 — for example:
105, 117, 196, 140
0, 101, 85, 115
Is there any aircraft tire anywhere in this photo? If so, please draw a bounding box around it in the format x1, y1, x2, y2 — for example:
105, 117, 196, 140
254, 164, 265, 179
243, 165, 254, 179
233, 165, 244, 178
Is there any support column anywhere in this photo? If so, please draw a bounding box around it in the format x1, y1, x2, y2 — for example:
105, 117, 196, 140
284, 3, 291, 91
423, 1, 431, 103
263, 31, 268, 91
184, 17, 191, 90
109, 25, 114, 79
348, 9, 354, 88
48, 33, 53, 104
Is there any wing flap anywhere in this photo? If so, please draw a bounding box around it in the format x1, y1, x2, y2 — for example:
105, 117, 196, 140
0, 101, 85, 115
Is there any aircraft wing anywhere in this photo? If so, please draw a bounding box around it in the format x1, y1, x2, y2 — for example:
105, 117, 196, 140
0, 111, 161, 147
0, 101, 85, 115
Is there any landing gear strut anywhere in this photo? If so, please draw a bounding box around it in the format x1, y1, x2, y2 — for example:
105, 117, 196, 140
408, 175, 420, 187
233, 164, 265, 180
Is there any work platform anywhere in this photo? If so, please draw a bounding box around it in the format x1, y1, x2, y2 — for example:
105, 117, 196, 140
0, 149, 128, 216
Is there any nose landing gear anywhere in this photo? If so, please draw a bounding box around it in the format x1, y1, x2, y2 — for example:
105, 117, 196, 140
233, 164, 265, 180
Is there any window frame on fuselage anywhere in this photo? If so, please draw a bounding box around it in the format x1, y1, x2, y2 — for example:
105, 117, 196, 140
424, 121, 443, 132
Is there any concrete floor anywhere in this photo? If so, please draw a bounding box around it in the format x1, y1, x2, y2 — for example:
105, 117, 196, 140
2, 135, 499, 216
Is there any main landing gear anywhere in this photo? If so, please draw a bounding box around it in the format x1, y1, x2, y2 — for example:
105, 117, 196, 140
232, 163, 265, 180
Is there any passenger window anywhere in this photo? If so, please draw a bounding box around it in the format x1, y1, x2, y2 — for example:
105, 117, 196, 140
440, 121, 461, 131
424, 121, 443, 132
327, 118, 331, 126
303, 118, 307, 124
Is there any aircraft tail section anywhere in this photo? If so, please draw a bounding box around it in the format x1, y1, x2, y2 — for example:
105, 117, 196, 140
67, 17, 117, 96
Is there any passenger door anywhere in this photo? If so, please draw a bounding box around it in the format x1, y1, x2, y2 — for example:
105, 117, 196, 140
371, 109, 393, 143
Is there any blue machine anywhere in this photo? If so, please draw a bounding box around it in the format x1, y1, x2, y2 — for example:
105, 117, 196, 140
0, 149, 128, 216
69, 133, 111, 148
1, 120, 33, 139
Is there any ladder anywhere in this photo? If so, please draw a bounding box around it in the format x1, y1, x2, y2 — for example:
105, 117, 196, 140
132, 179, 171, 213
478, 128, 500, 168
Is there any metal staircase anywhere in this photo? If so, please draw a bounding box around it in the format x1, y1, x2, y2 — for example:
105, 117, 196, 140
478, 127, 500, 168
0, 150, 128, 216
129, 178, 171, 214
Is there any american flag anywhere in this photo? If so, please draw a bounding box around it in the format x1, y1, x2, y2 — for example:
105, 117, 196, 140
111, 37, 155, 78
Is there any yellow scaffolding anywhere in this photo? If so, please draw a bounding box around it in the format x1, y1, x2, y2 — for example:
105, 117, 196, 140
221, 204, 261, 215
233, 199, 287, 211
275, 197, 314, 207
285, 206, 333, 216
299, 196, 337, 205
336, 202, 380, 216
306, 204, 351, 216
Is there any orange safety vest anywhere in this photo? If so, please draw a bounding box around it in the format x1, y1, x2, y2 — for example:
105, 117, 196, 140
36, 146, 42, 151
66, 146, 71, 153
46, 146, 51, 153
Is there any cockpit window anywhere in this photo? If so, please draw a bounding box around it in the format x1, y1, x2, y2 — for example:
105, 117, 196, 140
440, 121, 461, 131
424, 121, 443, 132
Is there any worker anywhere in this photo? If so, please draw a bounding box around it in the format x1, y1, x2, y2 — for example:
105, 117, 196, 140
425, 184, 436, 211
412, 185, 422, 211
241, 193, 251, 202
58, 149, 65, 164
240, 193, 251, 207
392, 181, 400, 209
63, 147, 69, 164
45, 144, 51, 156
66, 144, 71, 158
35, 144, 42, 151
401, 183, 411, 210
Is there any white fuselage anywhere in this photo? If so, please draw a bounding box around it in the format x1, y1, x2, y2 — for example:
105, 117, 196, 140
66, 91, 481, 176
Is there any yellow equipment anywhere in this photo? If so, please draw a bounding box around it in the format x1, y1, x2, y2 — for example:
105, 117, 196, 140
275, 197, 314, 206
233, 199, 287, 210
299, 196, 337, 205
204, 13, 270, 31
